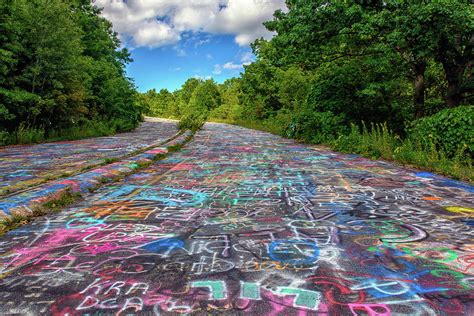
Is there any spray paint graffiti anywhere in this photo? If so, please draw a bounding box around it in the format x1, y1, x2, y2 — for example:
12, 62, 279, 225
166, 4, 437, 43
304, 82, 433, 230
0, 131, 191, 218
0, 118, 178, 196
0, 122, 472, 315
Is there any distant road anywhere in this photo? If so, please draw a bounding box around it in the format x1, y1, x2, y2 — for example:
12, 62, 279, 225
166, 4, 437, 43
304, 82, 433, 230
0, 122, 472, 315
0, 118, 178, 196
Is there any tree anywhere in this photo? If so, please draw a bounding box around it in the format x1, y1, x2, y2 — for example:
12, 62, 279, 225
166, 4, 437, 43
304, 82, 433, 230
261, 0, 473, 112
276, 66, 311, 111
0, 0, 142, 139
141, 89, 177, 118
239, 61, 281, 119
427, 1, 473, 107
0, 0, 87, 130
210, 78, 243, 121
378, 1, 473, 112
187, 79, 221, 112
175, 78, 201, 117
306, 55, 412, 132
178, 79, 221, 130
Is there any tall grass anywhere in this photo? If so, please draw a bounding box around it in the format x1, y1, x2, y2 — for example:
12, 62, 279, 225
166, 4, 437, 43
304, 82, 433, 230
13, 123, 46, 144
0, 119, 138, 146
332, 123, 473, 182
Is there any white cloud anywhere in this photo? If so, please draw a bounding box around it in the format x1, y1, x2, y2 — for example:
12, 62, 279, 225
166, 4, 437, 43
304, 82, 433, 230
93, 0, 287, 49
223, 62, 243, 70
208, 0, 286, 45
134, 20, 181, 48
215, 52, 255, 73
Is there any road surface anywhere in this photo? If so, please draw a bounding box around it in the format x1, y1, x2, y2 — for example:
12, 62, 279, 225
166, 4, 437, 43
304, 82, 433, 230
0, 118, 178, 196
0, 122, 473, 315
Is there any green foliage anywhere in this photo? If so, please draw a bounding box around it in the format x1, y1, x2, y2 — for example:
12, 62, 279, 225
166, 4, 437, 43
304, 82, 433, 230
306, 57, 412, 133
334, 123, 400, 160
333, 123, 473, 182
0, 0, 142, 143
176, 78, 201, 116
187, 80, 221, 111
239, 61, 281, 119
14, 123, 45, 144
209, 78, 243, 121
409, 106, 474, 158
276, 66, 311, 111
140, 89, 177, 118
178, 111, 207, 131
288, 111, 349, 144
260, 0, 472, 109
0, 119, 136, 146
176, 79, 221, 131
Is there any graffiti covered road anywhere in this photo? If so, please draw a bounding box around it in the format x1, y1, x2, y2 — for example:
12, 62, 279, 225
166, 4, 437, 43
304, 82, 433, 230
0, 123, 473, 315
0, 118, 178, 196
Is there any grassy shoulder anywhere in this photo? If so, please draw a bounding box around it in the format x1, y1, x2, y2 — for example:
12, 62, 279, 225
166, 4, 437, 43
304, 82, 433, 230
211, 118, 473, 184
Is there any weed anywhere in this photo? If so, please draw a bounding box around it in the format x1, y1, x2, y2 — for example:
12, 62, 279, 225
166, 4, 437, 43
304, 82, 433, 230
0, 119, 137, 146
333, 123, 473, 182
0, 189, 81, 236
104, 158, 119, 164
99, 177, 110, 184
41, 190, 81, 213
167, 144, 182, 153
152, 153, 167, 161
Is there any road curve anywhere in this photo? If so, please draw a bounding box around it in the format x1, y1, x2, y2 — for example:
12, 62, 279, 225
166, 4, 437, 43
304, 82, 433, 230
0, 122, 473, 315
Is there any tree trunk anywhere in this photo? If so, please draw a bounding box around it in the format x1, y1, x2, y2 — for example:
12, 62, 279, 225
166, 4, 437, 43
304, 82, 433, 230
446, 82, 463, 107
413, 61, 426, 118
444, 66, 464, 108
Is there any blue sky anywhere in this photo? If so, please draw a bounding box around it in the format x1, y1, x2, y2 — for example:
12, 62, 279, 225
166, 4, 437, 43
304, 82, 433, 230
126, 33, 253, 92
94, 0, 287, 92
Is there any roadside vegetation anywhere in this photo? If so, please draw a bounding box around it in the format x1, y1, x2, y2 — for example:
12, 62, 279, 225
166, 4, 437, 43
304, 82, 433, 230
142, 1, 473, 182
0, 0, 145, 146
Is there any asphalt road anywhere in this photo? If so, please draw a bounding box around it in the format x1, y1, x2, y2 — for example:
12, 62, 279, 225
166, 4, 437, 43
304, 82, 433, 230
0, 118, 178, 196
0, 122, 473, 315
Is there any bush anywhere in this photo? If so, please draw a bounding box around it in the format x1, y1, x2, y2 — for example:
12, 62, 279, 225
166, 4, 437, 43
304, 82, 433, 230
16, 124, 45, 144
258, 109, 293, 136
409, 105, 474, 158
177, 79, 221, 131
0, 123, 46, 145
333, 122, 473, 182
178, 112, 207, 131
0, 130, 9, 145
48, 120, 115, 140
287, 110, 348, 143
333, 123, 399, 159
